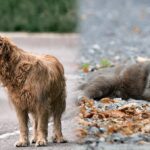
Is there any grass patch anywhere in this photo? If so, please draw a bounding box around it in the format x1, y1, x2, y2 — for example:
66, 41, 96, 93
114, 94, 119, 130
100, 59, 112, 68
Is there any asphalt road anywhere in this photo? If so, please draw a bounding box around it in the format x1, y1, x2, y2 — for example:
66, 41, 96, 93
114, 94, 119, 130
0, 33, 84, 150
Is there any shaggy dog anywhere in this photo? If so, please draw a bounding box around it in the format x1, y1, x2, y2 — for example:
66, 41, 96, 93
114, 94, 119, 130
81, 62, 150, 101
0, 37, 66, 147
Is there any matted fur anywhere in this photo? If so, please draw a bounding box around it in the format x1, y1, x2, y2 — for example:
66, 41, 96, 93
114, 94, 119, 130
0, 36, 66, 147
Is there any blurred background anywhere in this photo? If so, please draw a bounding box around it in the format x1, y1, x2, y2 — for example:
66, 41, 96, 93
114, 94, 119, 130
80, 0, 150, 69
0, 0, 78, 32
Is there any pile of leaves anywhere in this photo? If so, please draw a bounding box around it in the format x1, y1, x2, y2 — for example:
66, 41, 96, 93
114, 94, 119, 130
77, 97, 150, 144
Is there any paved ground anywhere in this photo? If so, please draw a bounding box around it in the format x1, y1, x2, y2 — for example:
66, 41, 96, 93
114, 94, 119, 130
0, 33, 85, 150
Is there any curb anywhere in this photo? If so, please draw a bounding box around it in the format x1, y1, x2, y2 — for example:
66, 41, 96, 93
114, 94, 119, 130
0, 32, 79, 38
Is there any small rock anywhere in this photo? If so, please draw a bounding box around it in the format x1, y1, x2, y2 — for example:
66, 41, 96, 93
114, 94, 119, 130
140, 134, 150, 142
89, 126, 99, 135
84, 137, 97, 144
109, 133, 125, 143
99, 128, 106, 133
125, 134, 144, 143
106, 104, 117, 110
92, 44, 100, 51
99, 137, 105, 142
88, 48, 95, 54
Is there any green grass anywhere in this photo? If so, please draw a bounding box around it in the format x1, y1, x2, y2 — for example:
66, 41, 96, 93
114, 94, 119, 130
82, 63, 90, 69
100, 59, 112, 68
0, 0, 78, 32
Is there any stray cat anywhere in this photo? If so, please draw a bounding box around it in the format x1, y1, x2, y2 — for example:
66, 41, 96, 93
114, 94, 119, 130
80, 62, 150, 101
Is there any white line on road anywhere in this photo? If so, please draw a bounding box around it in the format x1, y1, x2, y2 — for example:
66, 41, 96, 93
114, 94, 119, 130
0, 130, 20, 139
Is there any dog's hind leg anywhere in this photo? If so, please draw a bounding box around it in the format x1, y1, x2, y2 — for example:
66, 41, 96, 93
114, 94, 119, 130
15, 109, 29, 147
35, 109, 49, 147
31, 113, 38, 144
52, 113, 67, 143
52, 95, 67, 143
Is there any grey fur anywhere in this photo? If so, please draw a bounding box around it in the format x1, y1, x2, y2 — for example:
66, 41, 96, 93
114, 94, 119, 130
81, 62, 150, 101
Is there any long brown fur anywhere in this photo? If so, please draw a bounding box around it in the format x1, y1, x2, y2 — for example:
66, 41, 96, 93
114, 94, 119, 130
0, 36, 66, 147
81, 62, 150, 101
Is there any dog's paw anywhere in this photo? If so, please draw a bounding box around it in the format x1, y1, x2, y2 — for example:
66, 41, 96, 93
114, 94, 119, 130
35, 139, 47, 147
52, 136, 67, 143
31, 138, 37, 144
15, 140, 29, 147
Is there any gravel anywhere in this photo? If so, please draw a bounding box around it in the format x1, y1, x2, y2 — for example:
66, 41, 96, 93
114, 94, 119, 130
80, 0, 150, 65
